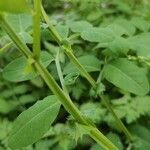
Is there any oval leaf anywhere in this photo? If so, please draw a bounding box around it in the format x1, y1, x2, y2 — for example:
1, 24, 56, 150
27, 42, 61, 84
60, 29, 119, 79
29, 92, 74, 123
67, 20, 93, 33
63, 55, 101, 75
103, 58, 149, 96
8, 95, 61, 149
81, 27, 115, 43
3, 51, 54, 82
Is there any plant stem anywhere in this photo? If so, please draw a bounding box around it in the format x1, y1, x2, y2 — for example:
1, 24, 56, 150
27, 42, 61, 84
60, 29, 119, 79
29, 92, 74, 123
41, 5, 133, 141
100, 95, 133, 141
41, 5, 62, 43
63, 48, 96, 88
0, 15, 32, 58
55, 50, 68, 95
34, 61, 118, 150
0, 42, 13, 55
0, 14, 118, 150
33, 0, 41, 60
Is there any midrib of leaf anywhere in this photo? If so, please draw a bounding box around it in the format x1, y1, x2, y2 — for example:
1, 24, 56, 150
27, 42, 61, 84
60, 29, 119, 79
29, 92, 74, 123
10, 102, 59, 138
109, 64, 145, 91
19, 15, 23, 33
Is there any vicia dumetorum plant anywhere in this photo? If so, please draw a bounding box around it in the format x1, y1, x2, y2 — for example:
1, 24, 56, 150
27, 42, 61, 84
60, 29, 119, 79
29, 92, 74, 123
0, 0, 150, 150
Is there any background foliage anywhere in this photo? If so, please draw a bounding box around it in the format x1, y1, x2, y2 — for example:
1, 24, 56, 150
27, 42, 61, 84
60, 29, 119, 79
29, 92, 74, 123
0, 0, 150, 149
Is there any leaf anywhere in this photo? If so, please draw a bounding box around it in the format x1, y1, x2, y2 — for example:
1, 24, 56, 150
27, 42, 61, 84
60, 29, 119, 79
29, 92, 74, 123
3, 51, 54, 82
56, 24, 69, 38
68, 122, 92, 142
67, 20, 93, 33
106, 20, 135, 37
63, 55, 101, 75
107, 133, 123, 150
6, 14, 32, 43
0, 0, 30, 13
103, 58, 149, 96
127, 33, 150, 58
108, 37, 129, 55
64, 72, 79, 85
131, 17, 150, 32
80, 102, 106, 124
110, 96, 150, 124
8, 95, 61, 149
0, 119, 12, 140
81, 27, 115, 43
0, 98, 18, 114
19, 95, 37, 104
130, 124, 150, 150
130, 124, 150, 143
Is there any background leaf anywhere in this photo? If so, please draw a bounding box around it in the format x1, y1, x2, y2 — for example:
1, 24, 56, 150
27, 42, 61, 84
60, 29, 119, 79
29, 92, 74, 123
63, 55, 101, 75
3, 51, 54, 82
0, 0, 30, 13
103, 58, 149, 96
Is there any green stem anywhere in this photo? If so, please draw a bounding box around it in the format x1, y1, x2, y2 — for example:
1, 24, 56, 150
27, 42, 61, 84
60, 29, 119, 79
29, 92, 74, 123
41, 5, 62, 43
33, 0, 41, 60
63, 47, 96, 88
0, 15, 32, 58
55, 50, 68, 95
0, 14, 118, 150
34, 61, 118, 150
0, 42, 13, 55
41, 5, 133, 141
100, 95, 133, 141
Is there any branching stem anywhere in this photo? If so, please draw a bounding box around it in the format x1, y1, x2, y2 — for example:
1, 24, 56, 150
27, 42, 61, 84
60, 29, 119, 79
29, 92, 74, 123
0, 14, 118, 150
41, 5, 133, 141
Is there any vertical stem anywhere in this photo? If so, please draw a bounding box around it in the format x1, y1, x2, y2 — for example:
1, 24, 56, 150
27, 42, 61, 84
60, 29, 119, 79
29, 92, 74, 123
33, 0, 41, 60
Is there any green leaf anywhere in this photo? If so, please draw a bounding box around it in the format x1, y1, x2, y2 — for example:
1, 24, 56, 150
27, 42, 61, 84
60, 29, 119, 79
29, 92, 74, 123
56, 24, 69, 38
8, 95, 61, 149
5, 14, 32, 43
68, 122, 92, 142
106, 20, 135, 37
0, 98, 18, 114
3, 51, 54, 82
108, 37, 129, 55
80, 102, 106, 124
64, 72, 79, 85
131, 17, 150, 32
63, 55, 101, 75
81, 27, 115, 43
109, 96, 150, 123
103, 58, 149, 96
128, 33, 150, 58
0, 119, 12, 140
130, 124, 150, 150
107, 133, 123, 150
67, 20, 93, 33
130, 124, 150, 143
0, 0, 30, 13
